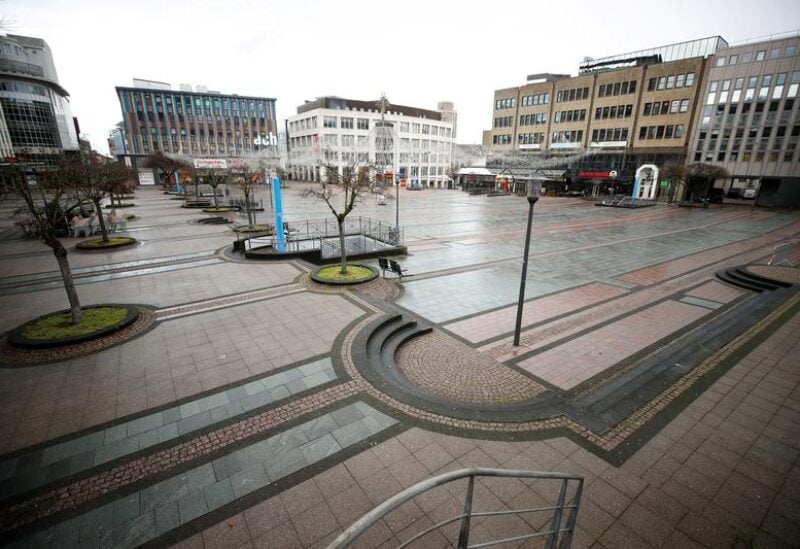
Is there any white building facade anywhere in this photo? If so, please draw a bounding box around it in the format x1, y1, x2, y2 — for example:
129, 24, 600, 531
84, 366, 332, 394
286, 97, 455, 188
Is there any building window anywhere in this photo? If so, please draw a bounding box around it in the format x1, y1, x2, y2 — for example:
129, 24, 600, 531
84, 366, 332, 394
756, 50, 766, 61
340, 117, 353, 129
356, 118, 369, 130
323, 116, 337, 128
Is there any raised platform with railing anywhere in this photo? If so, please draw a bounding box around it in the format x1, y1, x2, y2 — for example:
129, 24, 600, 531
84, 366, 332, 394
237, 216, 406, 264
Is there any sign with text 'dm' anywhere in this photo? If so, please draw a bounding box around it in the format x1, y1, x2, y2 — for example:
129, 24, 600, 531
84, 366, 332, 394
193, 159, 228, 169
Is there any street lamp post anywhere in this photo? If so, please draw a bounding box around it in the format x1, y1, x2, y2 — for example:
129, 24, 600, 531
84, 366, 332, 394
513, 180, 541, 347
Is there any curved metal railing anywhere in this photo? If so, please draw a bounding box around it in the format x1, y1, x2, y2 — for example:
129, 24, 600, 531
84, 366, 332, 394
327, 467, 584, 549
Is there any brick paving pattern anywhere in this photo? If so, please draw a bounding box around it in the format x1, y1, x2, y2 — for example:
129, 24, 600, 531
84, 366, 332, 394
395, 330, 544, 404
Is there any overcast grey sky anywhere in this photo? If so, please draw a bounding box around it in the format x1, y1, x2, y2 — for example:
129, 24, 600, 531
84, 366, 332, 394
4, 0, 799, 154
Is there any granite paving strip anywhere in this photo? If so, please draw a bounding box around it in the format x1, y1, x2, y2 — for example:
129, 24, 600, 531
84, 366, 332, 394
7, 401, 397, 549
746, 265, 800, 284
680, 296, 724, 310
0, 382, 360, 533
517, 300, 710, 390
0, 358, 337, 501
481, 234, 784, 363
443, 282, 628, 344
154, 284, 304, 321
396, 330, 545, 404
686, 280, 744, 304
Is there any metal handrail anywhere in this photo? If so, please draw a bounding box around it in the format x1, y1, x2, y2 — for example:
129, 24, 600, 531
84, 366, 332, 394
327, 467, 584, 549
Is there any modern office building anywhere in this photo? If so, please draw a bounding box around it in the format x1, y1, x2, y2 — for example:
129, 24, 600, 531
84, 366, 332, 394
689, 33, 800, 207
114, 79, 278, 164
0, 34, 79, 162
286, 96, 455, 188
484, 37, 727, 198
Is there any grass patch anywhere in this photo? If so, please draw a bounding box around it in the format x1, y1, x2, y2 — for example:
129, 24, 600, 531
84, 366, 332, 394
23, 307, 128, 341
315, 265, 373, 282
77, 236, 137, 249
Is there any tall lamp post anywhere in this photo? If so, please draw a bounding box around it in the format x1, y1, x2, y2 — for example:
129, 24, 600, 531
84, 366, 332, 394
513, 179, 541, 346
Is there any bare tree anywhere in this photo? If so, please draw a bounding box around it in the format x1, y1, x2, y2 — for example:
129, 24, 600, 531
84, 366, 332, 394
68, 153, 135, 242
1, 163, 83, 323
198, 168, 227, 208
230, 164, 263, 227
302, 158, 371, 274
143, 151, 186, 191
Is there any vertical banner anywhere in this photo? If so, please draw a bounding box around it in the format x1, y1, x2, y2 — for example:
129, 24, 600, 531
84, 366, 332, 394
272, 177, 286, 252
632, 175, 640, 200
174, 172, 181, 194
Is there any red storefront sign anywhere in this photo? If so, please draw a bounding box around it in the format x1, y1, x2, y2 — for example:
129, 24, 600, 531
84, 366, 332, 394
578, 170, 611, 178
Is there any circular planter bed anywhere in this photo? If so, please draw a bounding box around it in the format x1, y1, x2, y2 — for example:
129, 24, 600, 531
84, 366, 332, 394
76, 236, 138, 250
105, 203, 135, 208
310, 264, 378, 286
232, 224, 272, 233
7, 304, 140, 349
202, 207, 237, 213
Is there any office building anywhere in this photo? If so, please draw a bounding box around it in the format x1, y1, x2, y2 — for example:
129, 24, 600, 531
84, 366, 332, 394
485, 37, 726, 198
286, 96, 455, 188
0, 34, 79, 161
689, 33, 800, 207
114, 79, 278, 163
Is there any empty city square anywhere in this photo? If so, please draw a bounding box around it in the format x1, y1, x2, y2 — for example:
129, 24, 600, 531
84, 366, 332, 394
0, 185, 798, 548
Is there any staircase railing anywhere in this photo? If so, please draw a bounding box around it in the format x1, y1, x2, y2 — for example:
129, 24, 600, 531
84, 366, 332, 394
327, 467, 584, 549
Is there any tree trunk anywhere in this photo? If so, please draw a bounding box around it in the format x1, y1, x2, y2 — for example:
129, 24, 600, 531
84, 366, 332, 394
245, 192, 254, 227
338, 218, 347, 275
53, 244, 82, 323
194, 180, 199, 201
93, 199, 109, 242
212, 185, 219, 208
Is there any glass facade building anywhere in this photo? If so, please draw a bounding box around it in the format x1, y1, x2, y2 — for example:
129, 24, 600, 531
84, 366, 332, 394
115, 82, 277, 159
0, 34, 79, 161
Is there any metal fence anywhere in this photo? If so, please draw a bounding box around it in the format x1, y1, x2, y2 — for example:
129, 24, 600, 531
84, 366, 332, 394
327, 467, 584, 549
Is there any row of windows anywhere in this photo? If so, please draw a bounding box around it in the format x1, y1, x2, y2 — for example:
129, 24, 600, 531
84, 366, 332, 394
552, 130, 583, 143
495, 98, 515, 110
131, 93, 272, 118
553, 109, 587, 123
134, 112, 270, 127
598, 80, 637, 97
695, 150, 796, 163
699, 121, 799, 141
556, 87, 590, 103
518, 132, 545, 144
591, 128, 630, 143
707, 72, 800, 105
520, 113, 548, 126
492, 134, 512, 144
643, 99, 690, 116
0, 80, 48, 96
638, 124, 685, 139
715, 45, 798, 67
595, 104, 633, 120
646, 72, 696, 91
521, 93, 549, 106
494, 116, 514, 128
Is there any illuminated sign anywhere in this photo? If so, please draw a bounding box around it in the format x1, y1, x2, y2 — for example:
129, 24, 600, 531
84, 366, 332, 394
193, 159, 228, 169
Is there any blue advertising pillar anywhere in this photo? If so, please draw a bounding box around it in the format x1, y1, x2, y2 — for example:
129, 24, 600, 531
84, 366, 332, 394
631, 175, 640, 200
272, 177, 286, 252
174, 173, 181, 194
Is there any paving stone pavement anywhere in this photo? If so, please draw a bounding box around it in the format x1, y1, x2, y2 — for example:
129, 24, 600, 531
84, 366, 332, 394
0, 185, 798, 548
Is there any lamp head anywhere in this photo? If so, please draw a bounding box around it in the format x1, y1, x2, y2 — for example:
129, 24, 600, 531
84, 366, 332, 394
527, 180, 541, 204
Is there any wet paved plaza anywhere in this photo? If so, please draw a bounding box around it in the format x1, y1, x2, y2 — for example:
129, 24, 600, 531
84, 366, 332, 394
0, 184, 799, 548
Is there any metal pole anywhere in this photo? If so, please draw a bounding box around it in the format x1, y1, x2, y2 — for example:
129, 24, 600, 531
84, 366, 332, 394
513, 186, 539, 347
395, 177, 400, 229
457, 475, 475, 549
